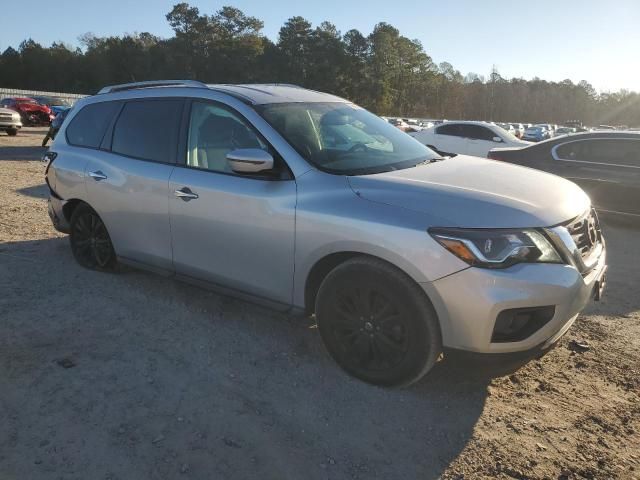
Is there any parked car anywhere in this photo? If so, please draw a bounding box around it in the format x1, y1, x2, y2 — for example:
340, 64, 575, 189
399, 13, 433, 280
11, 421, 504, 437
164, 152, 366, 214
32, 95, 73, 116
0, 97, 54, 125
0, 106, 22, 136
522, 126, 548, 142
489, 132, 640, 216
405, 119, 424, 130
42, 107, 71, 146
554, 127, 576, 136
535, 124, 554, 139
511, 123, 525, 138
45, 81, 607, 387
390, 118, 420, 133
410, 120, 531, 157
498, 123, 517, 136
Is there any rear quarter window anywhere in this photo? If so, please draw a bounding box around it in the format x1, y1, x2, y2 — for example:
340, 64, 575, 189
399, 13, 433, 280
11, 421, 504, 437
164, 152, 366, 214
66, 102, 120, 148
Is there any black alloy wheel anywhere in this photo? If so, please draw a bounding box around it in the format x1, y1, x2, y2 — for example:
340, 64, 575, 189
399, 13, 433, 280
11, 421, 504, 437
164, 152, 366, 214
69, 204, 117, 271
316, 257, 441, 387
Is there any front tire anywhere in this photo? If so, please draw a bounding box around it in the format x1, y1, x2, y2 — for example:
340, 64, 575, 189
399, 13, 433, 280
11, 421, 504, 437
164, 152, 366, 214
7, 128, 18, 136
69, 204, 117, 271
315, 257, 442, 387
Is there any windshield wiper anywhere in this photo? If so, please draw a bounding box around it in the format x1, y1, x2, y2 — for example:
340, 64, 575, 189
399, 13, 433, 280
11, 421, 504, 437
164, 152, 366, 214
412, 157, 445, 167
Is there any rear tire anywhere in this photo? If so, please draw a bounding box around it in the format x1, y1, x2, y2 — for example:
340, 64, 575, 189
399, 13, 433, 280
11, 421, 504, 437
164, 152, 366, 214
315, 257, 442, 387
69, 204, 118, 271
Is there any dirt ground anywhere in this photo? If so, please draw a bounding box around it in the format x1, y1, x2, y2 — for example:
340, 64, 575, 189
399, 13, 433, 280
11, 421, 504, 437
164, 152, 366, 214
1, 128, 639, 480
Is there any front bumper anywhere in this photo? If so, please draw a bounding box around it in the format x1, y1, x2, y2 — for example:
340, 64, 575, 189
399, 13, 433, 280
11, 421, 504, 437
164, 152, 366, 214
424, 247, 607, 354
0, 120, 21, 130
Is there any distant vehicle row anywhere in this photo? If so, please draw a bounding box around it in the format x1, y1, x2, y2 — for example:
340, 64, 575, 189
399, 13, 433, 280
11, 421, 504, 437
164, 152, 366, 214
410, 121, 531, 157
0, 96, 73, 128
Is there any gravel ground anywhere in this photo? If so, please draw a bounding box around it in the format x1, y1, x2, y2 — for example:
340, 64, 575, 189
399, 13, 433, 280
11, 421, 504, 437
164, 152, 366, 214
1, 128, 639, 480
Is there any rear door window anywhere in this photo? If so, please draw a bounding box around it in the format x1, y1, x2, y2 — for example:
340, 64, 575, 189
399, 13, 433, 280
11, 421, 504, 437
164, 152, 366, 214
436, 124, 464, 137
462, 125, 496, 141
111, 99, 183, 163
66, 102, 120, 148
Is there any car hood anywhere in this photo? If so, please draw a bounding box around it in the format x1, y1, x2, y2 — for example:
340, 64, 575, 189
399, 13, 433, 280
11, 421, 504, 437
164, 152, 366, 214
0, 107, 17, 115
16, 103, 50, 113
347, 155, 590, 228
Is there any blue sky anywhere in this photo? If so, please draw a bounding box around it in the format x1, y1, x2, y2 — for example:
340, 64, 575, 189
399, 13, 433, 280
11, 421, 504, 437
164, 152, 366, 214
3, 0, 639, 92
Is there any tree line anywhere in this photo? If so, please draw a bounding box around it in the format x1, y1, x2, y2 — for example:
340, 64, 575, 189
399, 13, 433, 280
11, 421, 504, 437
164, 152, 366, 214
1, 2, 638, 126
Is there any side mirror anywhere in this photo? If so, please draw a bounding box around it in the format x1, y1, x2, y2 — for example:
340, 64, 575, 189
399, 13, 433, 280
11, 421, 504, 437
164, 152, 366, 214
492, 136, 503, 143
226, 148, 274, 174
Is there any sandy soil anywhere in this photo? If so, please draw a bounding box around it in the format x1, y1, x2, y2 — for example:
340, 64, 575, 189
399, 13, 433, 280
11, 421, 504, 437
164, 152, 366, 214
1, 128, 639, 479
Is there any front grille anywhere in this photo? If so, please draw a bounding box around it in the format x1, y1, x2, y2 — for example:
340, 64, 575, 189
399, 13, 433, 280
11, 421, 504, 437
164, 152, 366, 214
0, 113, 12, 121
566, 209, 603, 260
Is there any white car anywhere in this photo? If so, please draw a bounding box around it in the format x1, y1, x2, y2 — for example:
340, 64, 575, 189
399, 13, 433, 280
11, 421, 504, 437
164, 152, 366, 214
511, 123, 525, 138
535, 124, 554, 138
410, 121, 531, 158
498, 123, 517, 136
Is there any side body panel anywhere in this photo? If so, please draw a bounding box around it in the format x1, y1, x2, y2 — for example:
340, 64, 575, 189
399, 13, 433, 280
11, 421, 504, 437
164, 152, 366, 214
168, 167, 297, 304
291, 170, 469, 309
84, 150, 175, 270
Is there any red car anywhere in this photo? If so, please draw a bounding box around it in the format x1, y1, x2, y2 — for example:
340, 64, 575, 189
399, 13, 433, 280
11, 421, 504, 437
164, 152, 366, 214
0, 97, 55, 126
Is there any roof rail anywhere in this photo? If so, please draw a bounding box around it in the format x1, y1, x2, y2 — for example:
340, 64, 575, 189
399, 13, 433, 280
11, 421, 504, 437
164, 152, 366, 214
97, 80, 208, 95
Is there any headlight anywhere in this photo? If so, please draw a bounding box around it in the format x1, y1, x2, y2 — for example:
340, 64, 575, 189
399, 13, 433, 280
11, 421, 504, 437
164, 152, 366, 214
429, 228, 562, 268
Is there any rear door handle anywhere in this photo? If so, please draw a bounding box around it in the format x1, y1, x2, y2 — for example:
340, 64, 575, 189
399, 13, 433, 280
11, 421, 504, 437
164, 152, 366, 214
174, 187, 199, 201
88, 170, 107, 181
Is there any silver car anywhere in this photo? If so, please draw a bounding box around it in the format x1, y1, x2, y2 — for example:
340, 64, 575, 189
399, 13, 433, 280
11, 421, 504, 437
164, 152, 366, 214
0, 106, 22, 136
45, 81, 607, 387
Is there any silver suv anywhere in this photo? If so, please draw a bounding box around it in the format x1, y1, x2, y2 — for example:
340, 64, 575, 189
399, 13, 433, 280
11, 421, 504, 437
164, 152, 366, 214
46, 81, 607, 387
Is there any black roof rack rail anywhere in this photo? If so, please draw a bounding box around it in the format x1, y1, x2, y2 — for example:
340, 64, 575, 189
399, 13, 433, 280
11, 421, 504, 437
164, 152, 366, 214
97, 80, 208, 95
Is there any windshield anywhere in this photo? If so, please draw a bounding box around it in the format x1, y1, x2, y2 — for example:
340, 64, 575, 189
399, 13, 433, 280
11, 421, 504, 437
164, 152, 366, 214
34, 96, 70, 106
257, 102, 438, 175
527, 127, 543, 132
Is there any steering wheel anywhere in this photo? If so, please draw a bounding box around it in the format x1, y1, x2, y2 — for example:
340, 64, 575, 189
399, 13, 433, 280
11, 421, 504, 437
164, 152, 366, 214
347, 142, 368, 153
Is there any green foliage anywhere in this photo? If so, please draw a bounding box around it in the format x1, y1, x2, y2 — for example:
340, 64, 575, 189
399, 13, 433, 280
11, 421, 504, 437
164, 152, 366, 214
1, 3, 638, 126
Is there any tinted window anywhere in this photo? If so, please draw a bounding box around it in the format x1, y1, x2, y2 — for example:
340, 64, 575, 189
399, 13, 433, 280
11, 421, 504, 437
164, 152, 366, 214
436, 124, 464, 137
187, 101, 268, 173
461, 124, 496, 141
556, 139, 640, 167
112, 99, 182, 163
66, 102, 120, 148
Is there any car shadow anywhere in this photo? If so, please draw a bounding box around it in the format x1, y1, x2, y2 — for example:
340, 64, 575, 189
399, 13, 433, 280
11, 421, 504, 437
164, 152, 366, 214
15, 183, 48, 199
0, 145, 45, 161
0, 236, 494, 480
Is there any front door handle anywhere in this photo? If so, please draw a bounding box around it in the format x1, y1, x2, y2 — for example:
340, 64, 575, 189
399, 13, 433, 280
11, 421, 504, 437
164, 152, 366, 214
174, 187, 199, 201
88, 170, 107, 181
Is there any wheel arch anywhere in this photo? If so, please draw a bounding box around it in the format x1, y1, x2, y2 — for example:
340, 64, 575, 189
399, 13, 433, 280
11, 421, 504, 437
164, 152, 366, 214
62, 198, 87, 223
302, 250, 437, 317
